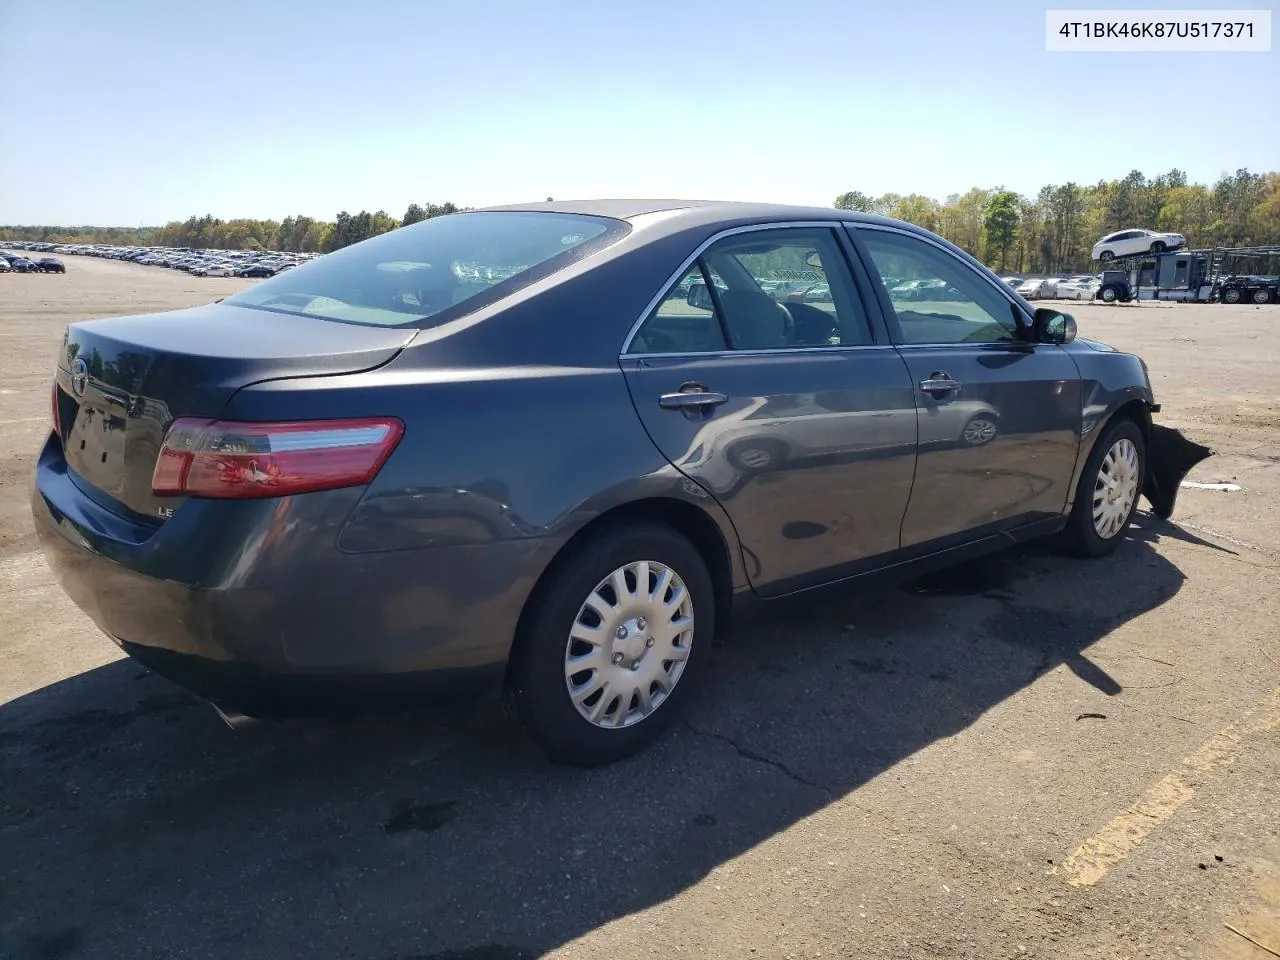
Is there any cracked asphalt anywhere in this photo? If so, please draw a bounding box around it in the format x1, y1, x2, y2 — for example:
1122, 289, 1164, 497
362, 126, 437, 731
1, 260, 1278, 959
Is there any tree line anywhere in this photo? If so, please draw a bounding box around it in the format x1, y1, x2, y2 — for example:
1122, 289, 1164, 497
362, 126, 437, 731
0, 202, 469, 252
5, 172, 1278, 271
836, 168, 1280, 273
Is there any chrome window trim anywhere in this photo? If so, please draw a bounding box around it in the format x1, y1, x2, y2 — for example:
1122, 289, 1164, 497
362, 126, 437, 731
844, 222, 1035, 333
623, 344, 897, 361
618, 220, 865, 358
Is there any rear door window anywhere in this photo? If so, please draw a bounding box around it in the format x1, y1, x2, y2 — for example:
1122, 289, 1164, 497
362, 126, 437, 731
627, 227, 873, 354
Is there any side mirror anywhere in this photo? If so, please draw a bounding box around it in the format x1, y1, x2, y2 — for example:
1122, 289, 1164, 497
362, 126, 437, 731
686, 281, 715, 311
1033, 307, 1076, 344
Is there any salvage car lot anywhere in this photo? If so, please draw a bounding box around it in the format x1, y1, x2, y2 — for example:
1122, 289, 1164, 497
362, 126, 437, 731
1, 259, 1278, 959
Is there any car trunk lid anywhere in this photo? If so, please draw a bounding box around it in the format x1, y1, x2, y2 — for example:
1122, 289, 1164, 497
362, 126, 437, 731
54, 302, 415, 521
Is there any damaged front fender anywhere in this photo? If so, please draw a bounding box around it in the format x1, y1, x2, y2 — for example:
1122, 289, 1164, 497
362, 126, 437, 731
1143, 424, 1214, 519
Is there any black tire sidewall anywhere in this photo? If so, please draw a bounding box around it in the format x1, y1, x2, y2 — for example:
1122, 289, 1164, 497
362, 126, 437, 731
1068, 418, 1146, 557
511, 525, 715, 766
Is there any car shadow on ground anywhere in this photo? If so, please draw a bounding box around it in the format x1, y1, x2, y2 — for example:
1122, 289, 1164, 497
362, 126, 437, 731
0, 515, 1195, 960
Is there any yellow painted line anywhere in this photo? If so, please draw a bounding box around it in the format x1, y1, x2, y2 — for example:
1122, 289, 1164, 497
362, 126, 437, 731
1051, 687, 1280, 887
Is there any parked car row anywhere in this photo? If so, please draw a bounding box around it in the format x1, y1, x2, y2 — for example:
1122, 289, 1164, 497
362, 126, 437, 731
2, 240, 318, 278
0, 250, 65, 273
1001, 274, 1103, 301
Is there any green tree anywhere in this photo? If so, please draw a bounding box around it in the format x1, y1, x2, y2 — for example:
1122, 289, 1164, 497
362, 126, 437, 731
888, 194, 938, 231
834, 191, 874, 212
983, 191, 1020, 269
1043, 182, 1086, 270
402, 203, 427, 225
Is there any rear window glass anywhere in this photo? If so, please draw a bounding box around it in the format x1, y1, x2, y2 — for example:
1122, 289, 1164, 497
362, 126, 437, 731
223, 211, 628, 327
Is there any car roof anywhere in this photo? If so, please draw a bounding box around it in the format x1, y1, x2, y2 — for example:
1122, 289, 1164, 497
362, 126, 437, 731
478, 198, 909, 233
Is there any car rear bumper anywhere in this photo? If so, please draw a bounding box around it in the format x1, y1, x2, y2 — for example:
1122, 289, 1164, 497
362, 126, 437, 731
31, 433, 543, 717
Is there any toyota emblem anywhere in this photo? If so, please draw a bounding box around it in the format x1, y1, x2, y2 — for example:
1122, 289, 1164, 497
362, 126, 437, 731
70, 357, 89, 397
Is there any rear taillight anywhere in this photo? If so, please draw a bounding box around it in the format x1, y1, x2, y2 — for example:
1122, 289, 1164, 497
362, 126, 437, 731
152, 417, 403, 499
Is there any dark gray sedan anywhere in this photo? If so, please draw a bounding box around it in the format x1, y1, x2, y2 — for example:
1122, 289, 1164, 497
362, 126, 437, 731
31, 201, 1204, 766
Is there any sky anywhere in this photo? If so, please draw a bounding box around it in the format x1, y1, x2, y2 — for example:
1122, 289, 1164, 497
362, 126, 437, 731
0, 0, 1276, 225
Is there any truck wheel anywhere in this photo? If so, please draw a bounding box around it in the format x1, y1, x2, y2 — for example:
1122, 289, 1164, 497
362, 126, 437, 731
1251, 289, 1273, 305
1099, 285, 1119, 303
1221, 288, 1242, 304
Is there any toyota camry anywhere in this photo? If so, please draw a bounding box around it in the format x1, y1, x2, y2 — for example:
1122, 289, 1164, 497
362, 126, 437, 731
32, 200, 1207, 766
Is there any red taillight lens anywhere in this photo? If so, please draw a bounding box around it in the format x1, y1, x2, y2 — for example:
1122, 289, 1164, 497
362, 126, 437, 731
152, 417, 404, 499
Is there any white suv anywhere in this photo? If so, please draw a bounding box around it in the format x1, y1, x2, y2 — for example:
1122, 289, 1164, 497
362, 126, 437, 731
1091, 229, 1186, 262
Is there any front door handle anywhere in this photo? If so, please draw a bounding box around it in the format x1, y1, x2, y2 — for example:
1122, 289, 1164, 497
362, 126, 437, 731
659, 384, 729, 410
919, 373, 962, 398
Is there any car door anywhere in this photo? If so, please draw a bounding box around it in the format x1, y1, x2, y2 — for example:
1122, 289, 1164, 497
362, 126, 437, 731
620, 224, 918, 597
847, 223, 1083, 549
1115, 230, 1145, 257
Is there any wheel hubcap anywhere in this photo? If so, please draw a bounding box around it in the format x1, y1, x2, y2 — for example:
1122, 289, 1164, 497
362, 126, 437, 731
963, 418, 996, 445
1092, 438, 1139, 539
564, 560, 694, 729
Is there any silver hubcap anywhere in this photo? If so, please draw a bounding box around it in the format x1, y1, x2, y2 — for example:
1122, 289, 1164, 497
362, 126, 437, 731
963, 418, 996, 445
1093, 438, 1139, 539
564, 560, 694, 729
1253, 290, 1269, 304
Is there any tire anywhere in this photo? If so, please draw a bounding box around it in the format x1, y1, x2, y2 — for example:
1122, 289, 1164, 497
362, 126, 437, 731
508, 524, 714, 766
1251, 288, 1273, 305
1150, 241, 1166, 254
1099, 284, 1120, 303
1221, 287, 1242, 304
1054, 417, 1146, 559
1099, 250, 1114, 262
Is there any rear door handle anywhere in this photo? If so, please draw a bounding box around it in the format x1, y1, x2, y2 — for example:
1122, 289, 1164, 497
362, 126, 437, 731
659, 385, 729, 410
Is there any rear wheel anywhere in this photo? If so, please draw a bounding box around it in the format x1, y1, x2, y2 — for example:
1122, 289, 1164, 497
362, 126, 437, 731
1099, 250, 1115, 262
1054, 418, 1145, 558
508, 525, 713, 766
1252, 288, 1273, 305
1099, 284, 1120, 303
1221, 287, 1242, 304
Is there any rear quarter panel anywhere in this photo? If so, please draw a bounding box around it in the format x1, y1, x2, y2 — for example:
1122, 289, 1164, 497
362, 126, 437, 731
218, 360, 748, 583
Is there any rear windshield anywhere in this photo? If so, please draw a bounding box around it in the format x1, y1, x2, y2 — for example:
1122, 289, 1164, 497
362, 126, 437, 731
223, 211, 629, 327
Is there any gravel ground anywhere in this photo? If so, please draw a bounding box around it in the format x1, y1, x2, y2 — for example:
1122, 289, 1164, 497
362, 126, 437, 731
1, 258, 1278, 960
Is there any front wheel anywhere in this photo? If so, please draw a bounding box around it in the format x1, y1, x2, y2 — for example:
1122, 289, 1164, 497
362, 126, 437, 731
1054, 418, 1145, 558
508, 525, 714, 766
1099, 250, 1115, 262
1150, 241, 1166, 254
